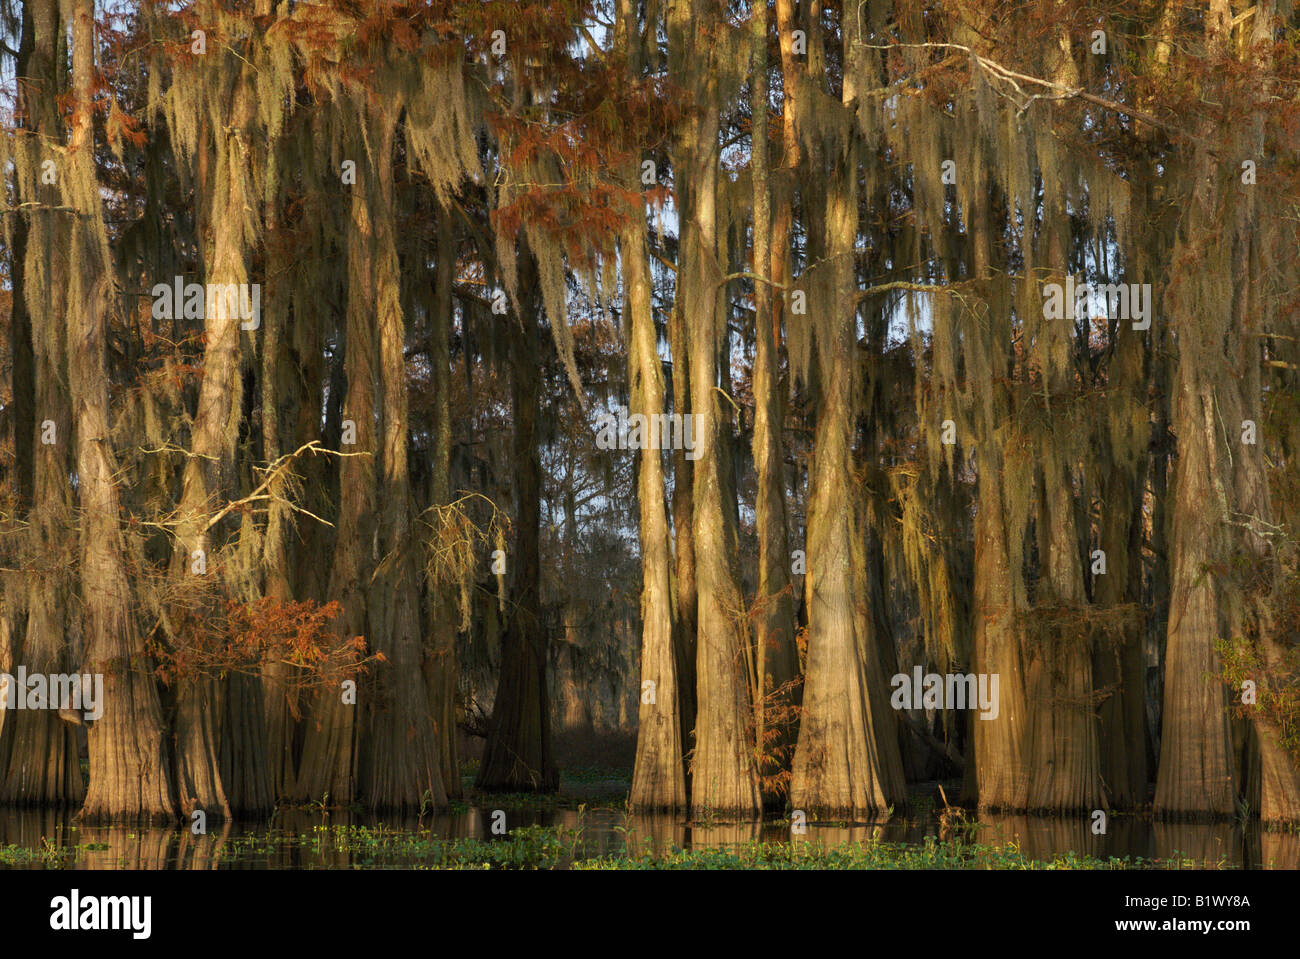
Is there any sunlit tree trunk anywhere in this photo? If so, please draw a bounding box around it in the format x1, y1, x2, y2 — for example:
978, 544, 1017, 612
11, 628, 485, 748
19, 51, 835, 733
169, 68, 263, 821
790, 28, 891, 822
965, 174, 1030, 812
623, 0, 686, 813
70, 0, 175, 823
670, 0, 760, 819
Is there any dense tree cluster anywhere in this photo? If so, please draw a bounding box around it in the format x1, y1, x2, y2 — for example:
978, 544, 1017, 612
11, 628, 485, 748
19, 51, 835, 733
0, 0, 1298, 826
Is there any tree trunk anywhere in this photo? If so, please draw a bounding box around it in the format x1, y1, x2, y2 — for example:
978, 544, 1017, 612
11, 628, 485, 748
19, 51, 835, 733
1093, 321, 1150, 809
621, 0, 686, 814
169, 72, 260, 822
789, 50, 890, 819
425, 206, 463, 801
668, 296, 698, 773
1154, 0, 1240, 820
294, 110, 382, 806
0, 0, 83, 808
70, 0, 175, 823
1231, 0, 1300, 825
477, 255, 557, 792
671, 0, 760, 820
364, 106, 447, 812
967, 174, 1029, 811
749, 0, 801, 807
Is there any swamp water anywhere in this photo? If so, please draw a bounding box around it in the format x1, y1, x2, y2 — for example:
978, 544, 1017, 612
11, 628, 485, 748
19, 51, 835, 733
1, 780, 1296, 869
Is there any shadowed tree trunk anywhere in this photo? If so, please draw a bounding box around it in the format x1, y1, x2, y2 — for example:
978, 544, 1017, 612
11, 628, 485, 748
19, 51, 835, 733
856, 498, 909, 809
425, 206, 463, 801
258, 135, 300, 806
0, 0, 82, 808
364, 104, 447, 812
1018, 21, 1104, 815
749, 0, 801, 806
295, 107, 380, 806
1155, 0, 1241, 820
1024, 205, 1102, 813
1093, 324, 1150, 809
1024, 460, 1102, 812
7, 0, 45, 511
477, 255, 557, 792
668, 295, 698, 774
1227, 0, 1300, 823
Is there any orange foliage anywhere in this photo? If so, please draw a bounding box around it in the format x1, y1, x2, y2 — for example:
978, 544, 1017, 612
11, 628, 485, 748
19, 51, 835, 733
149, 595, 382, 717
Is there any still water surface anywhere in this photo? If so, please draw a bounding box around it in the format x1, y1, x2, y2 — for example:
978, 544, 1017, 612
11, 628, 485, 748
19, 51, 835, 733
2, 798, 1295, 869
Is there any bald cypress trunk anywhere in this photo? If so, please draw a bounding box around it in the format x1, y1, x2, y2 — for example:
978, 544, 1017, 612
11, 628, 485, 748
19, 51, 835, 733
0, 0, 83, 808
790, 28, 892, 821
425, 207, 463, 801
626, 200, 686, 811
1024, 193, 1102, 813
364, 107, 447, 812
671, 0, 760, 820
7, 0, 45, 511
624, 0, 686, 814
856, 497, 909, 809
749, 0, 800, 805
1154, 0, 1241, 820
477, 256, 557, 792
1024, 461, 1102, 812
258, 155, 298, 806
1093, 328, 1150, 809
169, 72, 260, 823
1156, 372, 1238, 818
668, 296, 698, 772
1225, 0, 1300, 824
71, 0, 175, 823
965, 175, 1030, 812
294, 112, 380, 806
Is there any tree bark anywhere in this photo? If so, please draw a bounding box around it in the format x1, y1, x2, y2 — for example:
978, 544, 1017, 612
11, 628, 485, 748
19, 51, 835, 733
671, 0, 760, 820
1154, 0, 1241, 820
364, 105, 447, 812
477, 253, 557, 792
424, 205, 463, 801
789, 42, 890, 820
71, 0, 176, 823
749, 0, 801, 807
623, 0, 686, 813
0, 0, 83, 808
